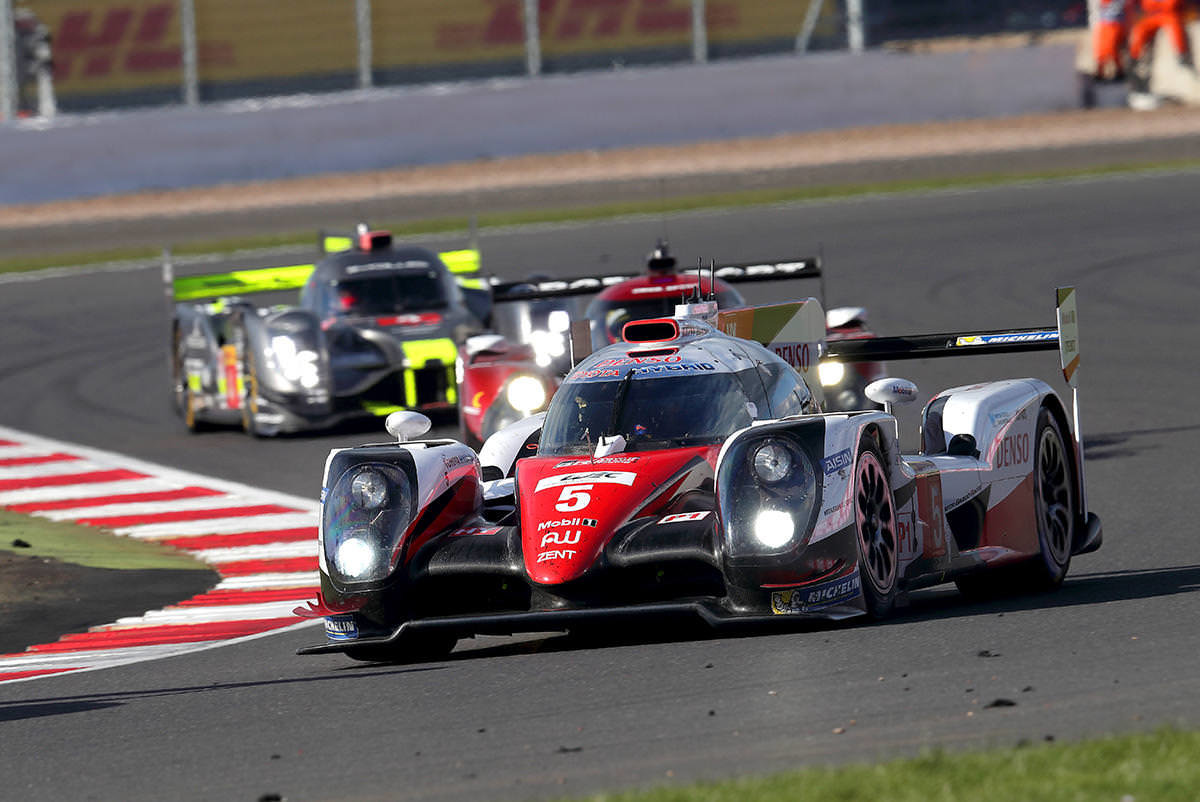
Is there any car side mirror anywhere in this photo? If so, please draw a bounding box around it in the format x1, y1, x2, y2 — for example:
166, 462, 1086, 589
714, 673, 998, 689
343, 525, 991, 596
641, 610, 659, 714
865, 378, 920, 413
385, 411, 431, 442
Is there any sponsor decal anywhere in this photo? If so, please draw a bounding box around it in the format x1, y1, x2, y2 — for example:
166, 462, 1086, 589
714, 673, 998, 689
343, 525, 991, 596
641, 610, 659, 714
537, 517, 598, 531
630, 362, 715, 375
772, 343, 812, 371
821, 498, 851, 518
442, 453, 474, 472
535, 471, 637, 492
376, 312, 442, 327
324, 615, 358, 641
946, 483, 983, 510
537, 549, 577, 563
539, 531, 582, 548
771, 571, 862, 614
658, 511, 711, 524
447, 525, 501, 537
631, 282, 699, 295
554, 457, 639, 467
822, 448, 852, 475
345, 260, 430, 274
995, 432, 1030, 468
574, 368, 620, 380
593, 355, 682, 367
989, 411, 1013, 428
955, 331, 1057, 346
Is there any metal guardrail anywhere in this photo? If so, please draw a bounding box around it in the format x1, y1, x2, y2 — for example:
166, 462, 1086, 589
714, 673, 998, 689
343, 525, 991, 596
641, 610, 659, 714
2, 0, 1086, 120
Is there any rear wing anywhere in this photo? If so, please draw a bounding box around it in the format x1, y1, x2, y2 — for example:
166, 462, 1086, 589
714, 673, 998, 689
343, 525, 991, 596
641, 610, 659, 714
491, 257, 822, 303
163, 246, 484, 302
823, 287, 1087, 510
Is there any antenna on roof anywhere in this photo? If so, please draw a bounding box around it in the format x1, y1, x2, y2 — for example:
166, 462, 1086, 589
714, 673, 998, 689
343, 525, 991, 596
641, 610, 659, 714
709, 259, 716, 301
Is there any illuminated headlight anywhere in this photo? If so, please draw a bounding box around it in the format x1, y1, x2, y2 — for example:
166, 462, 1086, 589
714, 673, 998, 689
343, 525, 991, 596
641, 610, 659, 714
529, 329, 566, 368
753, 509, 795, 549
270, 336, 321, 389
752, 441, 792, 484
334, 535, 376, 579
818, 360, 846, 387
351, 469, 388, 510
506, 375, 547, 414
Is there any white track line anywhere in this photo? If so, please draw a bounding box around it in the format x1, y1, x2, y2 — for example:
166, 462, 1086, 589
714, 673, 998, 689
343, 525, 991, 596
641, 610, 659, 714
0, 424, 324, 684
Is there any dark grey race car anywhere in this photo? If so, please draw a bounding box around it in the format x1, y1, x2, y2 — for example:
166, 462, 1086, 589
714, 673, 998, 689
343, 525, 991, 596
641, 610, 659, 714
168, 226, 490, 436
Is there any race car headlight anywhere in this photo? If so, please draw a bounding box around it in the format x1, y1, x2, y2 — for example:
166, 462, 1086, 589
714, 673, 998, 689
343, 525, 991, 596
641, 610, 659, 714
752, 441, 792, 484
718, 434, 820, 557
322, 462, 412, 586
529, 329, 567, 368
334, 535, 376, 580
753, 509, 795, 549
818, 360, 846, 387
269, 335, 321, 389
506, 375, 548, 415
351, 469, 388, 510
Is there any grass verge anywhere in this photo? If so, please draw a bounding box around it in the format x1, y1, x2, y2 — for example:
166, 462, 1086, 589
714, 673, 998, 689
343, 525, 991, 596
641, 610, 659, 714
0, 509, 207, 570
3, 157, 1199, 277
565, 727, 1200, 802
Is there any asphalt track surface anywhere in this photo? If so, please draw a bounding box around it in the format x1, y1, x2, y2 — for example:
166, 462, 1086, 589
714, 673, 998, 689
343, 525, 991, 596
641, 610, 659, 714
2, 170, 1200, 800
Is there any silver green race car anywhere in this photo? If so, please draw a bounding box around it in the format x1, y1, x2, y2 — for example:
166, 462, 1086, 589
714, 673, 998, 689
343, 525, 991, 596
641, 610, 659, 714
168, 226, 490, 436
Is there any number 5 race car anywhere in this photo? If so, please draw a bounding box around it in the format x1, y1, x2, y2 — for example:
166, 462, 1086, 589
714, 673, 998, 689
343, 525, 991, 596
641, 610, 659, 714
296, 288, 1101, 662
167, 225, 490, 436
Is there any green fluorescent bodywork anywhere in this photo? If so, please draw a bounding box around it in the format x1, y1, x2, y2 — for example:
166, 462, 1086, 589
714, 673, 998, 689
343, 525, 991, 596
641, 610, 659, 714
173, 247, 482, 301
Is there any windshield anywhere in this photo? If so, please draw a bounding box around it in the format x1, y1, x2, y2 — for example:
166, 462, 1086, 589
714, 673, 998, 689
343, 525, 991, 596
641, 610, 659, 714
587, 288, 744, 343
332, 269, 446, 316
539, 373, 755, 456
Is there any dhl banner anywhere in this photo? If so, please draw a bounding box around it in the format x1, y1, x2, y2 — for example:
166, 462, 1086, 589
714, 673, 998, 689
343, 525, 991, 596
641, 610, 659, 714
25, 0, 839, 99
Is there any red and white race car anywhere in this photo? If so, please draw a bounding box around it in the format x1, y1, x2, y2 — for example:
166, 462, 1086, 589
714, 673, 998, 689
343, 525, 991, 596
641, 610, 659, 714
297, 288, 1100, 662
457, 242, 885, 448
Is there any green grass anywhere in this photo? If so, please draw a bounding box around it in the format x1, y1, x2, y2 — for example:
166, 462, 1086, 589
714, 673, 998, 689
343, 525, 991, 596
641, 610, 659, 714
5, 157, 1200, 278
565, 727, 1200, 802
0, 509, 208, 570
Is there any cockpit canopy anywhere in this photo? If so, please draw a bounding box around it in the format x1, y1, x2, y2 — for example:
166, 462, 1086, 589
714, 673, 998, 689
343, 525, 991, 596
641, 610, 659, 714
538, 329, 816, 456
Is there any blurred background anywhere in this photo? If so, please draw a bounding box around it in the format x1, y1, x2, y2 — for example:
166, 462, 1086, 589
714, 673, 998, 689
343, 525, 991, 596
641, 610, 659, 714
2, 0, 1088, 117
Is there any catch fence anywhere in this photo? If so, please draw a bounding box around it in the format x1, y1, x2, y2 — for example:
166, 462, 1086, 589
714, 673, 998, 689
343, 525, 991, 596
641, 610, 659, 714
1, 0, 1087, 119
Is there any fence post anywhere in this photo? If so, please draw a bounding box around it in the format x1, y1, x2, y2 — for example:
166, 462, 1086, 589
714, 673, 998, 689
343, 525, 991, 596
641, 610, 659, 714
0, 0, 15, 122
356, 0, 373, 89
846, 0, 865, 52
180, 0, 199, 104
795, 0, 824, 53
692, 0, 707, 63
523, 0, 542, 76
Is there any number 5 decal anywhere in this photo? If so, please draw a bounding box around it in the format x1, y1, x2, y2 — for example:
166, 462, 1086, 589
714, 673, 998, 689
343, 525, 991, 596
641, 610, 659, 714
555, 484, 593, 512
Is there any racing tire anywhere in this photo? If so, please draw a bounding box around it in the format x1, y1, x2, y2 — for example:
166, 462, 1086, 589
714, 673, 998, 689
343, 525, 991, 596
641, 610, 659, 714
853, 431, 899, 619
344, 631, 457, 664
240, 347, 262, 438
1017, 406, 1076, 591
955, 406, 1076, 598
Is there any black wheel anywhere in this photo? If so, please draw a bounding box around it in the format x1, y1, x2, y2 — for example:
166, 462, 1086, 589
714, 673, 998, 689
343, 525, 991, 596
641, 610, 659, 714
240, 346, 262, 438
853, 432, 899, 618
345, 631, 457, 663
955, 406, 1076, 598
1019, 406, 1076, 591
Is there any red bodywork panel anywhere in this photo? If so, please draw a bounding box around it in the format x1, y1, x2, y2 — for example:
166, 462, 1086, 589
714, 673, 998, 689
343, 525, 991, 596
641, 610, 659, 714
515, 445, 719, 584
459, 342, 557, 441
